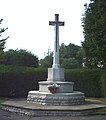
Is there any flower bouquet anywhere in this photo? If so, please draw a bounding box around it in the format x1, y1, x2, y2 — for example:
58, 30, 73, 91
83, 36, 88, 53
47, 83, 60, 93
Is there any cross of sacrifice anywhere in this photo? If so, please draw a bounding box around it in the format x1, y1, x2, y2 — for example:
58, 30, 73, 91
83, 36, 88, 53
49, 14, 64, 68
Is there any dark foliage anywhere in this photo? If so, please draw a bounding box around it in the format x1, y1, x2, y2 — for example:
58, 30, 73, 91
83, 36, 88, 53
82, 0, 106, 68
0, 65, 105, 98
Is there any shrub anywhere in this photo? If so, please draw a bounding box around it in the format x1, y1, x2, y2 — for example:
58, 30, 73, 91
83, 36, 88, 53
0, 65, 47, 98
65, 69, 103, 97
100, 73, 106, 98
0, 65, 106, 98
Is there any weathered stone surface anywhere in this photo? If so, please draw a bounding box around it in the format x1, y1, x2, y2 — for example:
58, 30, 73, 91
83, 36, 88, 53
39, 81, 74, 93
47, 68, 65, 82
0, 104, 100, 116
27, 91, 85, 106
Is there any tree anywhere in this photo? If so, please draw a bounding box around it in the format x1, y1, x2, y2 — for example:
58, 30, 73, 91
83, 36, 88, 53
3, 49, 39, 67
60, 58, 80, 69
76, 48, 85, 66
39, 52, 53, 68
40, 43, 84, 68
0, 19, 9, 52
0, 18, 9, 64
60, 43, 81, 59
82, 0, 106, 68
60, 43, 84, 68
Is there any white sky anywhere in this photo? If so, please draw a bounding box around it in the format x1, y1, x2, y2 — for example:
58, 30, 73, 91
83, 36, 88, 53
0, 0, 90, 59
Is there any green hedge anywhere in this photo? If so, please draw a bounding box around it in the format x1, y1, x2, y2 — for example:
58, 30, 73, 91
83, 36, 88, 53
0, 65, 47, 98
100, 73, 106, 97
65, 69, 103, 97
0, 65, 106, 98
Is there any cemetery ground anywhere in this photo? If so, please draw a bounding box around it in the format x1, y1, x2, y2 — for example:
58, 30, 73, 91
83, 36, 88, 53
0, 97, 106, 120
0, 109, 106, 120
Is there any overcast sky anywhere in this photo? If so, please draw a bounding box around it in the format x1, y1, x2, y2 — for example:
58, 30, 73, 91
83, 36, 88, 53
0, 0, 90, 59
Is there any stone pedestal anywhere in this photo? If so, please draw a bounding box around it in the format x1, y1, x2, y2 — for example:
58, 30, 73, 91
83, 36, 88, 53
39, 81, 74, 93
27, 67, 85, 105
47, 68, 65, 82
39, 68, 74, 93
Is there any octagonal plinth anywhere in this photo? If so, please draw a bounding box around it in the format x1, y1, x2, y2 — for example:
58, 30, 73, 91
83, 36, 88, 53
27, 91, 85, 106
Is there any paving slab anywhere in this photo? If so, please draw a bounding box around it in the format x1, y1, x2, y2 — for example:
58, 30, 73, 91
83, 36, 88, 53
0, 109, 106, 120
0, 98, 106, 116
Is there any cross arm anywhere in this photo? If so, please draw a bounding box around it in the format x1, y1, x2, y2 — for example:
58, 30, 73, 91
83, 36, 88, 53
49, 21, 64, 26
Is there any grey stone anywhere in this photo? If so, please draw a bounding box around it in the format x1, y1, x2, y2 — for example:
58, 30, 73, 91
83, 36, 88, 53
27, 14, 85, 106
27, 91, 85, 106
47, 68, 65, 82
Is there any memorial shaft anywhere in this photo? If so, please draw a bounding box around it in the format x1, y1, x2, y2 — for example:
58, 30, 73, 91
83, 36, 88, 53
49, 14, 64, 68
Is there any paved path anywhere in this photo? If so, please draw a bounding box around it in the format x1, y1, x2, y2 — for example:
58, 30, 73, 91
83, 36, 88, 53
0, 98, 106, 119
0, 109, 106, 120
1, 98, 106, 117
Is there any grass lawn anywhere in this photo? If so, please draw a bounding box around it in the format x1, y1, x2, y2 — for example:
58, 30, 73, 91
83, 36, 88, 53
89, 98, 106, 103
0, 98, 6, 104
86, 97, 106, 114
96, 98, 106, 114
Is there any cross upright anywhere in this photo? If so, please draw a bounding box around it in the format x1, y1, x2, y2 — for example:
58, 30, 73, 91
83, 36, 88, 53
49, 14, 64, 68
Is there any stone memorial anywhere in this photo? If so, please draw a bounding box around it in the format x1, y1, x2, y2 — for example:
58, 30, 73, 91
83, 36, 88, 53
27, 14, 85, 105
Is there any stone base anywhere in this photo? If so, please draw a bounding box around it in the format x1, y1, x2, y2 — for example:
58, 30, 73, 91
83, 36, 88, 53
47, 68, 65, 82
27, 91, 85, 106
39, 81, 74, 93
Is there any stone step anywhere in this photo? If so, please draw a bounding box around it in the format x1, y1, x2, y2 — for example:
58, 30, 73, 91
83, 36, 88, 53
27, 91, 85, 106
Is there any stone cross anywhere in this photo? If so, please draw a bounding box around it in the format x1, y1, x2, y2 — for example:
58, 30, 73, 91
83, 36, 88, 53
49, 14, 64, 68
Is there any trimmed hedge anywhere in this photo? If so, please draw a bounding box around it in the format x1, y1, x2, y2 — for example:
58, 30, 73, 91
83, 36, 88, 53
0, 65, 47, 98
0, 65, 106, 98
100, 73, 106, 97
65, 69, 103, 97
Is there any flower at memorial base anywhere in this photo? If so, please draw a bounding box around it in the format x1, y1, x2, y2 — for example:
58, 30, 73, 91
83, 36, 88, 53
47, 83, 60, 93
